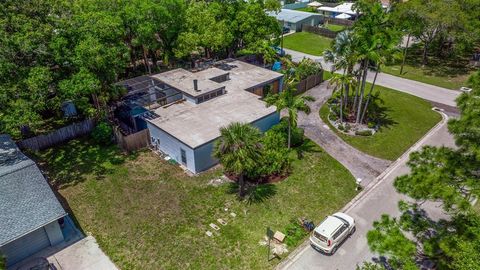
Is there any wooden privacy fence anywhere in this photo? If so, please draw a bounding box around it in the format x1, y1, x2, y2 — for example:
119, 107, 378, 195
17, 119, 95, 151
295, 71, 324, 95
324, 17, 354, 26
114, 127, 150, 152
302, 25, 337, 39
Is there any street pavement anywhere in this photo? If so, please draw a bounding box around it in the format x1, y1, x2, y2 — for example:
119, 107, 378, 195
278, 113, 455, 270
283, 48, 461, 108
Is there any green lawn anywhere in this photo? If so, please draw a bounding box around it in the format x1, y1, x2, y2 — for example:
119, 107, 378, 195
324, 24, 346, 32
283, 32, 332, 56
32, 138, 357, 270
382, 48, 476, 90
320, 84, 442, 160
295, 7, 318, 13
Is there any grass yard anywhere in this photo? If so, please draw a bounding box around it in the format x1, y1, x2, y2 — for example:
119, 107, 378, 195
320, 84, 442, 160
283, 32, 332, 56
32, 138, 357, 270
324, 24, 346, 32
382, 47, 476, 90
294, 7, 317, 13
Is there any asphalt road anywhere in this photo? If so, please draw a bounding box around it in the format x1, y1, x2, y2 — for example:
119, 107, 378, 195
278, 113, 455, 270
283, 48, 461, 108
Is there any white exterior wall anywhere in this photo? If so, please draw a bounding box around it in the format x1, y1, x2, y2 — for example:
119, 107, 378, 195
147, 121, 196, 172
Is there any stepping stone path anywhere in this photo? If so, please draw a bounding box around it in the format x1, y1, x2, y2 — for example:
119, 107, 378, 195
209, 223, 220, 231
230, 212, 236, 218
217, 219, 227, 226
206, 231, 213, 237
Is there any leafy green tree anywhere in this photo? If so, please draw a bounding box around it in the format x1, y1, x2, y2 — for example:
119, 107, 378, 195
213, 122, 262, 197
265, 77, 315, 149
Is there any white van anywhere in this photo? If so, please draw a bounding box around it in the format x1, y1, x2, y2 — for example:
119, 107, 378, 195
309, 212, 355, 254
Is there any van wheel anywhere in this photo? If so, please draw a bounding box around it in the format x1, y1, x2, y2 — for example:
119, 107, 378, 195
350, 226, 356, 236
331, 246, 338, 255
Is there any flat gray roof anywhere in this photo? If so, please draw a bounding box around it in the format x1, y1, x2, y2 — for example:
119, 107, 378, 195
148, 60, 282, 148
0, 135, 66, 246
268, 9, 321, 23
151, 68, 227, 97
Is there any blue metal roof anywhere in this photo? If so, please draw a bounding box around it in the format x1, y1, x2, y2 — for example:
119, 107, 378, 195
268, 9, 321, 23
0, 135, 66, 246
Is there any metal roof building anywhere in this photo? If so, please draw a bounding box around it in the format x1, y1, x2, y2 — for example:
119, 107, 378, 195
268, 9, 322, 31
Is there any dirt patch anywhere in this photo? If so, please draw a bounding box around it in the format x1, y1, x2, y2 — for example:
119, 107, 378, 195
224, 172, 289, 184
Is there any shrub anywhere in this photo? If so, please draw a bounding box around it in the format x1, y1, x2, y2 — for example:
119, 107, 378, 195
355, 130, 373, 136
269, 119, 304, 147
295, 58, 322, 81
344, 124, 351, 132
367, 122, 376, 129
249, 130, 292, 178
91, 121, 113, 144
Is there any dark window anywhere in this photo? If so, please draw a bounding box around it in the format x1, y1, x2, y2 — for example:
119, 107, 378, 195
180, 148, 187, 164
332, 225, 347, 240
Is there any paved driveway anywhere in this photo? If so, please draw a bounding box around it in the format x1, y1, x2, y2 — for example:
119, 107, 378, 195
283, 48, 460, 108
296, 81, 391, 185
278, 114, 455, 270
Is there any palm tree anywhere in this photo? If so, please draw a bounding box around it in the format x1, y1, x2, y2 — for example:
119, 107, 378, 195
330, 72, 357, 123
213, 122, 262, 197
265, 76, 315, 148
324, 30, 359, 115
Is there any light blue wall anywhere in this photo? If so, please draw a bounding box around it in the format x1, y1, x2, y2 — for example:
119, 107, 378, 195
147, 121, 196, 172
147, 111, 280, 174
194, 141, 217, 173
252, 112, 280, 132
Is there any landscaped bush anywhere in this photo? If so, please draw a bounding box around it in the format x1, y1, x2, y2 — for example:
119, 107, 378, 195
295, 58, 322, 81
91, 121, 113, 144
257, 130, 292, 177
269, 119, 304, 147
355, 130, 373, 136
367, 122, 376, 129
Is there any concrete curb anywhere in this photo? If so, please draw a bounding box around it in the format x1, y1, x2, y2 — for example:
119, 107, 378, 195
275, 110, 448, 270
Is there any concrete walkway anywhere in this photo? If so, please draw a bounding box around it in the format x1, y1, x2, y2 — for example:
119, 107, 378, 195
297, 81, 391, 185
283, 48, 461, 108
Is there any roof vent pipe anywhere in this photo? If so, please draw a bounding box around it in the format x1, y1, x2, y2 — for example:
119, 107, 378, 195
193, 79, 199, 91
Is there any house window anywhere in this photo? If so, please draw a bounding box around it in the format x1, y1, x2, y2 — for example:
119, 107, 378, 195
180, 148, 187, 165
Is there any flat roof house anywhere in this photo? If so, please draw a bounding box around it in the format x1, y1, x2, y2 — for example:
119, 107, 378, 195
117, 60, 283, 174
268, 9, 322, 32
0, 135, 66, 267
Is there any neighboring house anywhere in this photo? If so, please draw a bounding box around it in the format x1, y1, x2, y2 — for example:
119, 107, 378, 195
117, 59, 283, 173
268, 9, 322, 32
0, 135, 66, 267
317, 2, 358, 19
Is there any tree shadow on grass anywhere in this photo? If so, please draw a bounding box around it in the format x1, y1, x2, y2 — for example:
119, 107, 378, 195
295, 139, 322, 159
227, 182, 277, 204
367, 94, 398, 131
30, 137, 136, 189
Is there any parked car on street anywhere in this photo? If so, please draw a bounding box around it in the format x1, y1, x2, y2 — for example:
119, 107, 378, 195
310, 212, 355, 255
